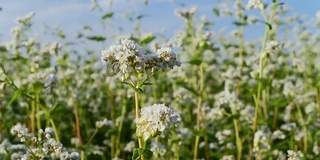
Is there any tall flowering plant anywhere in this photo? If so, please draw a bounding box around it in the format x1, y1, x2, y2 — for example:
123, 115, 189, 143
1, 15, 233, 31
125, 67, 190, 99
101, 39, 181, 160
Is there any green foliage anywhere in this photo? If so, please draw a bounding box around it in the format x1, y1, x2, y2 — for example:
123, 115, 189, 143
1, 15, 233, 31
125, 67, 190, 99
1, 1, 320, 160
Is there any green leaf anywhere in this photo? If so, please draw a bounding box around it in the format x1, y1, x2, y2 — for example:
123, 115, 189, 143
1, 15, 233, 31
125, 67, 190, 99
142, 82, 153, 86
186, 59, 203, 66
121, 81, 136, 90
232, 21, 247, 27
57, 31, 65, 39
5, 89, 22, 110
260, 21, 272, 30
231, 113, 240, 119
140, 36, 155, 45
102, 12, 114, 19
87, 36, 106, 42
194, 129, 208, 137
316, 80, 320, 88
213, 8, 220, 16
137, 15, 145, 20
32, 82, 44, 94
132, 148, 153, 160
49, 103, 66, 116
176, 81, 199, 97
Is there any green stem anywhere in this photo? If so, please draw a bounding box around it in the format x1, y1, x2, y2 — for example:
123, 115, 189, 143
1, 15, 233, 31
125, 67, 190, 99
50, 119, 60, 142
36, 94, 41, 133
31, 98, 35, 144
134, 76, 145, 160
193, 64, 204, 160
115, 95, 127, 157
81, 151, 85, 160
85, 128, 98, 145
316, 88, 320, 113
251, 4, 278, 159
171, 127, 180, 160
193, 136, 200, 160
296, 103, 308, 153
233, 118, 242, 160
152, 77, 157, 103
73, 103, 83, 146
272, 106, 278, 130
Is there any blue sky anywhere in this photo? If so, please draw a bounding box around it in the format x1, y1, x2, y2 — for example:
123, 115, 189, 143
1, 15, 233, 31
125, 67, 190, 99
0, 0, 319, 49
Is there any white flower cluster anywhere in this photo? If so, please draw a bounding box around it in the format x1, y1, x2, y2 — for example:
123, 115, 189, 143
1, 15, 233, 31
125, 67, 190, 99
135, 104, 180, 141
247, 0, 264, 10
264, 41, 280, 57
101, 39, 181, 79
271, 130, 286, 140
95, 118, 114, 129
287, 150, 303, 160
174, 6, 197, 19
214, 90, 243, 112
10, 123, 33, 142
253, 130, 271, 153
150, 142, 167, 158
215, 129, 232, 144
16, 12, 35, 25
8, 124, 80, 159
0, 65, 6, 90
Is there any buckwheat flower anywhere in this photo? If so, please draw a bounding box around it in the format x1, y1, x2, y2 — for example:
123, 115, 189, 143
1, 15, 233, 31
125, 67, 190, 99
287, 150, 299, 160
305, 102, 317, 114
316, 11, 320, 20
0, 66, 5, 90
253, 130, 270, 153
292, 58, 306, 73
135, 104, 180, 141
44, 74, 57, 87
220, 155, 235, 160
173, 87, 191, 100
280, 123, 296, 132
272, 149, 286, 160
156, 47, 181, 70
284, 103, 293, 121
101, 39, 145, 76
60, 151, 81, 159
283, 81, 296, 97
10, 26, 22, 41
271, 130, 285, 140
215, 129, 232, 144
265, 41, 280, 56
124, 141, 135, 152
71, 137, 81, 147
10, 123, 32, 142
49, 42, 62, 55
247, 0, 263, 10
294, 131, 304, 142
174, 6, 197, 19
313, 143, 319, 155
16, 12, 35, 25
21, 38, 36, 47
150, 142, 167, 158
95, 118, 114, 128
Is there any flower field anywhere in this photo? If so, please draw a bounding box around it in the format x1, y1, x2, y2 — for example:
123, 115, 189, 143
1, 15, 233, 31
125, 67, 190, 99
1, 0, 320, 159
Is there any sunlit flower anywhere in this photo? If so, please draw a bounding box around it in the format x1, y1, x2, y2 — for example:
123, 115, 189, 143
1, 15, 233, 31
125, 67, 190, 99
101, 39, 180, 80
135, 104, 180, 141
174, 6, 197, 19
247, 0, 264, 10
